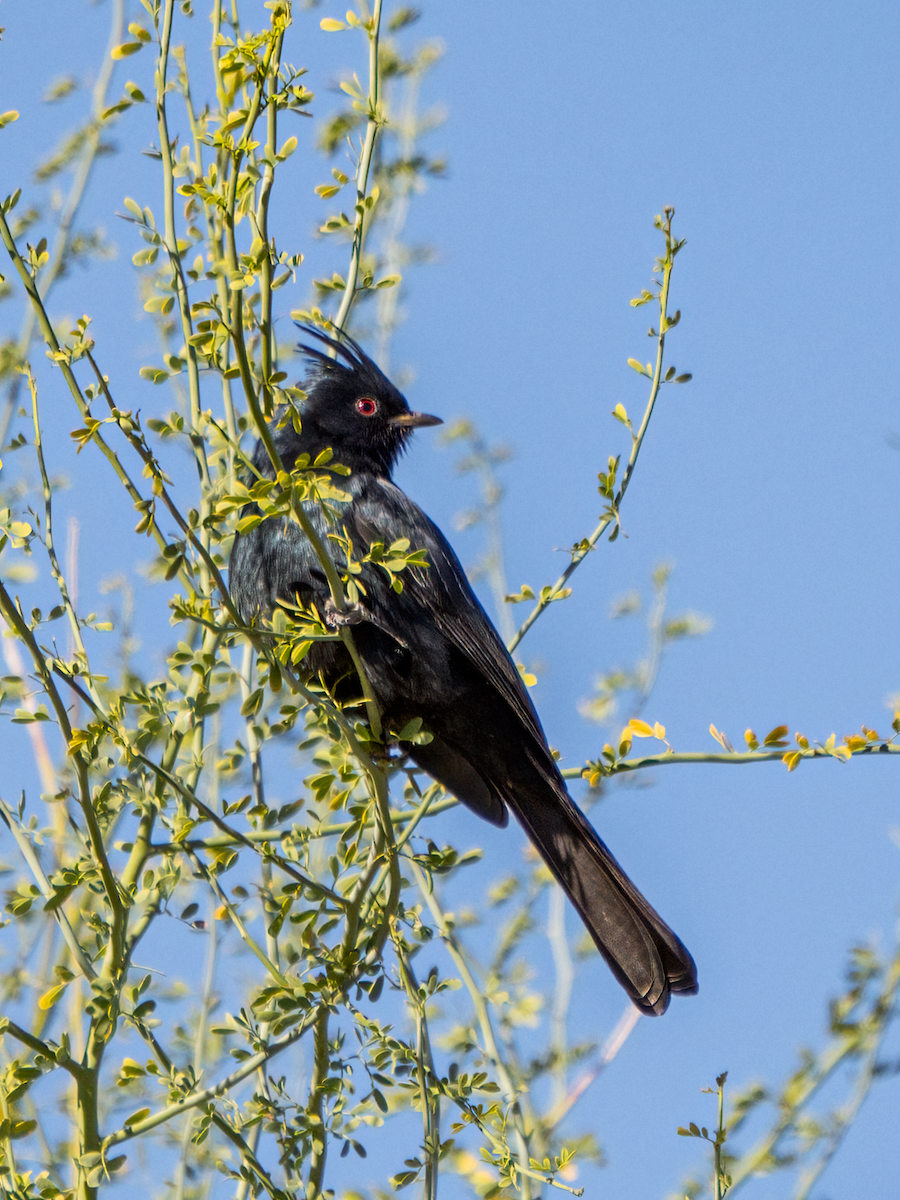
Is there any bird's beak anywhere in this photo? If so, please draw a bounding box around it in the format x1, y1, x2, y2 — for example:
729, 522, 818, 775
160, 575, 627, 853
390, 411, 443, 429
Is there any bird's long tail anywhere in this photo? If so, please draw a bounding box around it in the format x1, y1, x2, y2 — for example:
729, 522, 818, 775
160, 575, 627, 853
506, 765, 698, 1016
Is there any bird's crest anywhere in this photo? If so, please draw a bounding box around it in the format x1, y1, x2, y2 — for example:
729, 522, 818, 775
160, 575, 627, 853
295, 323, 398, 400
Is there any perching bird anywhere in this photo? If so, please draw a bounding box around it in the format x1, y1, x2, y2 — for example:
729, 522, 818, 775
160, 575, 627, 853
229, 326, 698, 1015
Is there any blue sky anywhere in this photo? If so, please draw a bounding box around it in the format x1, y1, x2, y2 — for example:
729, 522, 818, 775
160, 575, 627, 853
2, 1, 900, 1196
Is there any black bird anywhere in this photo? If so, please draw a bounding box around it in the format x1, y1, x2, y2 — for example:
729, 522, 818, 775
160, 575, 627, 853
229, 326, 698, 1015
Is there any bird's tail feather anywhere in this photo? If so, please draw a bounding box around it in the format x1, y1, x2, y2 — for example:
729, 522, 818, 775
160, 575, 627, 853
506, 766, 698, 1016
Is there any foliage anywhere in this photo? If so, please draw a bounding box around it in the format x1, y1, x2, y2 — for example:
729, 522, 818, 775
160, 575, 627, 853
0, 4, 898, 1200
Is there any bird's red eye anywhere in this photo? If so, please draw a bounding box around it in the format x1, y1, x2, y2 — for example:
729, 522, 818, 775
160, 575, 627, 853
356, 397, 378, 417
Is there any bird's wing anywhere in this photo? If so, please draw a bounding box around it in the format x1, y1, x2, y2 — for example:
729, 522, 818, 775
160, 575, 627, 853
349, 477, 549, 752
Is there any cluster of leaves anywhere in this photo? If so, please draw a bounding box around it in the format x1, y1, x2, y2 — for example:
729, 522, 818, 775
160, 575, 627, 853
676, 942, 900, 1199
0, 4, 615, 1198
3, 5, 897, 1200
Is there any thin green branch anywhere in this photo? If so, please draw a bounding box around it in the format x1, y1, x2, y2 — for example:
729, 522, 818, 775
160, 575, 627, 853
305, 1009, 331, 1198
0, 801, 88, 979
145, 793, 457, 854
508, 208, 683, 654
0, 582, 124, 956
0, 0, 124, 448
727, 952, 900, 1194
186, 848, 292, 989
211, 1110, 291, 1200
333, 0, 385, 334
570, 740, 900, 782
155, 0, 210, 494
28, 372, 102, 710
251, 22, 284, 420
0, 208, 186, 585
104, 1010, 318, 1148
85, 351, 235, 614
394, 944, 441, 1200
0, 1015, 81, 1078
410, 857, 533, 1199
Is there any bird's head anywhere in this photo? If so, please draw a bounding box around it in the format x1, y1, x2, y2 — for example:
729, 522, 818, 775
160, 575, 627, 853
291, 324, 442, 476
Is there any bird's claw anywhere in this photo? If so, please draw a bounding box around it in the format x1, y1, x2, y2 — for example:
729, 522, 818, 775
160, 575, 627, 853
323, 599, 364, 628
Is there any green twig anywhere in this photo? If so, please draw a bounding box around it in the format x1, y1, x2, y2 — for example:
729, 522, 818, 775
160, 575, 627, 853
410, 857, 533, 1200
0, 797, 96, 982
508, 208, 684, 654
571, 739, 900, 782
333, 0, 385, 334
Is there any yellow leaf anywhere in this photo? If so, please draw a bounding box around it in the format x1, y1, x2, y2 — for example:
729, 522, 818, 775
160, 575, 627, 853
710, 725, 734, 752
111, 41, 144, 59
320, 18, 347, 30
832, 745, 851, 761
627, 719, 654, 738
744, 728, 759, 750
653, 722, 666, 741
38, 982, 69, 1011
782, 751, 802, 772
215, 905, 228, 920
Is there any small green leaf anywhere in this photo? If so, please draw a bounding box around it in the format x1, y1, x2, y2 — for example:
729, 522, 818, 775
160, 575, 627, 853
8, 1120, 37, 1140
763, 724, 789, 747
111, 41, 144, 59
38, 982, 69, 1011
143, 294, 174, 315
139, 366, 169, 384
102, 101, 133, 120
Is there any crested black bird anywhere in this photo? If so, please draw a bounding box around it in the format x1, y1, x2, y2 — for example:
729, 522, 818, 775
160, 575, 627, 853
229, 326, 698, 1015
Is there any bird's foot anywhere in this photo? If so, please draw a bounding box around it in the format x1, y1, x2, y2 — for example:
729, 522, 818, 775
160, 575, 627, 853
323, 598, 365, 629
